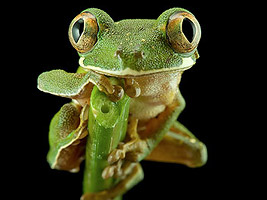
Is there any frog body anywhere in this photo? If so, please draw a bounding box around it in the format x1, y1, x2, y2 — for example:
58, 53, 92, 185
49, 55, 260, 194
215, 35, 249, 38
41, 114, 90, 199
37, 7, 207, 200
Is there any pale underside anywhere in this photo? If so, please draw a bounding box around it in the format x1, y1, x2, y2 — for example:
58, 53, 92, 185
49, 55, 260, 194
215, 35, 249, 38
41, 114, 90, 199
79, 56, 194, 120
79, 56, 195, 77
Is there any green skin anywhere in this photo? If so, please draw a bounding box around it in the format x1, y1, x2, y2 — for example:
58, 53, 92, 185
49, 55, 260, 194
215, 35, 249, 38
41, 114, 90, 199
77, 8, 199, 75
37, 8, 207, 200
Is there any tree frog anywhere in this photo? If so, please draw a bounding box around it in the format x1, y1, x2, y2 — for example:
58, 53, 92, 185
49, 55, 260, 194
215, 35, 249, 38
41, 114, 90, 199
37, 7, 207, 200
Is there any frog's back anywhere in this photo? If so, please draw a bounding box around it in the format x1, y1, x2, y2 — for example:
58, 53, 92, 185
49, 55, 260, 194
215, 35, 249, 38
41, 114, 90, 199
114, 19, 155, 33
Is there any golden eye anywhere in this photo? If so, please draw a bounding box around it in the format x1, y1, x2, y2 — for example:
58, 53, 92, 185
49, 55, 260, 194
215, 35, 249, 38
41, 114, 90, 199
68, 12, 98, 53
167, 11, 201, 54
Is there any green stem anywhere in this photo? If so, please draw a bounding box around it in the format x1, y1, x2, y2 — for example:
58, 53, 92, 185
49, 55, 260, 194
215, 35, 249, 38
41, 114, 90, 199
83, 78, 130, 199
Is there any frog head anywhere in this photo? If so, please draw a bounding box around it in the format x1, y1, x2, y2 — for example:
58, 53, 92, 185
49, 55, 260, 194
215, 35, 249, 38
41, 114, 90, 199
68, 8, 201, 77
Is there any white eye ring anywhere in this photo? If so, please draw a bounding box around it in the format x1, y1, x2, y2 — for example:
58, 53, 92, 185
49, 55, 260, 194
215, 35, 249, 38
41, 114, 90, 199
167, 11, 201, 54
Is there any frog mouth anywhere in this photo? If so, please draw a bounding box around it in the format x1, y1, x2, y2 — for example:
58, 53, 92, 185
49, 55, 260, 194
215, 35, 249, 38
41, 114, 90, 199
79, 57, 195, 77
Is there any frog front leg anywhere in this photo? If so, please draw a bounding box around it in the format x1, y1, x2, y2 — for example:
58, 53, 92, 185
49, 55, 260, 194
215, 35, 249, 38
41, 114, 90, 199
37, 69, 124, 103
38, 68, 124, 171
47, 102, 89, 172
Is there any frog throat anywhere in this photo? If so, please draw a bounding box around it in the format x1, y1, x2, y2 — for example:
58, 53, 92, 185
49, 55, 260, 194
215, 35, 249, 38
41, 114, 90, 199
78, 56, 195, 77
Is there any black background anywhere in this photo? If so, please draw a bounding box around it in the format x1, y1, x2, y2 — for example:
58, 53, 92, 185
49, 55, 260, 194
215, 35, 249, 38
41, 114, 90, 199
5, 0, 253, 199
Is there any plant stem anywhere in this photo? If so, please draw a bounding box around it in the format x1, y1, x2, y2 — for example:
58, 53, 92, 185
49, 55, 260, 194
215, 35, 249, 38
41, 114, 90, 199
83, 79, 130, 199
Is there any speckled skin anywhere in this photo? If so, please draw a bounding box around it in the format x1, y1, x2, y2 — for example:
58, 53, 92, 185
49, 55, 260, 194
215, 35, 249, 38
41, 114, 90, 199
79, 8, 198, 73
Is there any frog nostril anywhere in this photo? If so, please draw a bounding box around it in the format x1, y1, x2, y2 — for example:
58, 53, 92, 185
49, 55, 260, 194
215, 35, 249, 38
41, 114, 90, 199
134, 51, 145, 59
114, 47, 144, 60
114, 49, 122, 58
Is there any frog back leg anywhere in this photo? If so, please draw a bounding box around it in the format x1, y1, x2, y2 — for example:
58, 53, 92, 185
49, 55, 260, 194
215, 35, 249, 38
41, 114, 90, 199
145, 121, 207, 167
141, 89, 207, 167
104, 88, 207, 170
47, 102, 89, 172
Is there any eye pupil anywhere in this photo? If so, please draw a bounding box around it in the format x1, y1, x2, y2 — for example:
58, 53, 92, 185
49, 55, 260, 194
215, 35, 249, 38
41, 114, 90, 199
182, 18, 194, 43
72, 19, 84, 43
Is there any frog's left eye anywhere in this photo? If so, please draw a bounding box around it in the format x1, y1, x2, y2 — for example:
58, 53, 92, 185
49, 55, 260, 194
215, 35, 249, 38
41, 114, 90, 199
68, 12, 98, 53
167, 11, 201, 54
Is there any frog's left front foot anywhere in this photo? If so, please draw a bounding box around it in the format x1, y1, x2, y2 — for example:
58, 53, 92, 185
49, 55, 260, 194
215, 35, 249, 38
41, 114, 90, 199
102, 117, 147, 179
102, 139, 146, 179
108, 139, 147, 163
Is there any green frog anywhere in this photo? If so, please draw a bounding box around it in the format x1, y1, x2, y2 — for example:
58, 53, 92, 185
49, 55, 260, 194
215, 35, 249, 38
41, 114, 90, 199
38, 7, 207, 200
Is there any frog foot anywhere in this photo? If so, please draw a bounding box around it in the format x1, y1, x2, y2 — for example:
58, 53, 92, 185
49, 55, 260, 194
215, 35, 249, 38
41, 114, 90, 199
102, 159, 123, 179
124, 78, 141, 98
96, 75, 124, 102
107, 84, 124, 102
102, 139, 147, 179
109, 139, 147, 163
86, 162, 143, 200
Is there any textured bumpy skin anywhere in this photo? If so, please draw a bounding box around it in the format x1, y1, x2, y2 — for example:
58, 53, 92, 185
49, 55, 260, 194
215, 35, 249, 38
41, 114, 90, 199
37, 70, 91, 97
37, 7, 207, 200
47, 102, 88, 172
79, 8, 198, 74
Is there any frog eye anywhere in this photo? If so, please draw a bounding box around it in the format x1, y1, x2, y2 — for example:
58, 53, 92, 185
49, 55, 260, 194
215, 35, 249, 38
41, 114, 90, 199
68, 12, 98, 53
167, 11, 201, 54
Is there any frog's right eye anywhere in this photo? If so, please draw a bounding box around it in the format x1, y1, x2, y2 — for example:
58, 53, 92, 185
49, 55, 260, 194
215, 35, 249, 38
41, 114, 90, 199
68, 12, 98, 53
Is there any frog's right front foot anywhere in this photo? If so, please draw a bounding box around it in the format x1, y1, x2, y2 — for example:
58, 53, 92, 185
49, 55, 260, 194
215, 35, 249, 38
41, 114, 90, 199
94, 74, 124, 102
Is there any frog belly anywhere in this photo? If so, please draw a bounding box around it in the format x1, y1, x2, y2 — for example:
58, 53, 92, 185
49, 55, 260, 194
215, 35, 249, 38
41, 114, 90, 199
128, 71, 181, 120
130, 99, 166, 120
